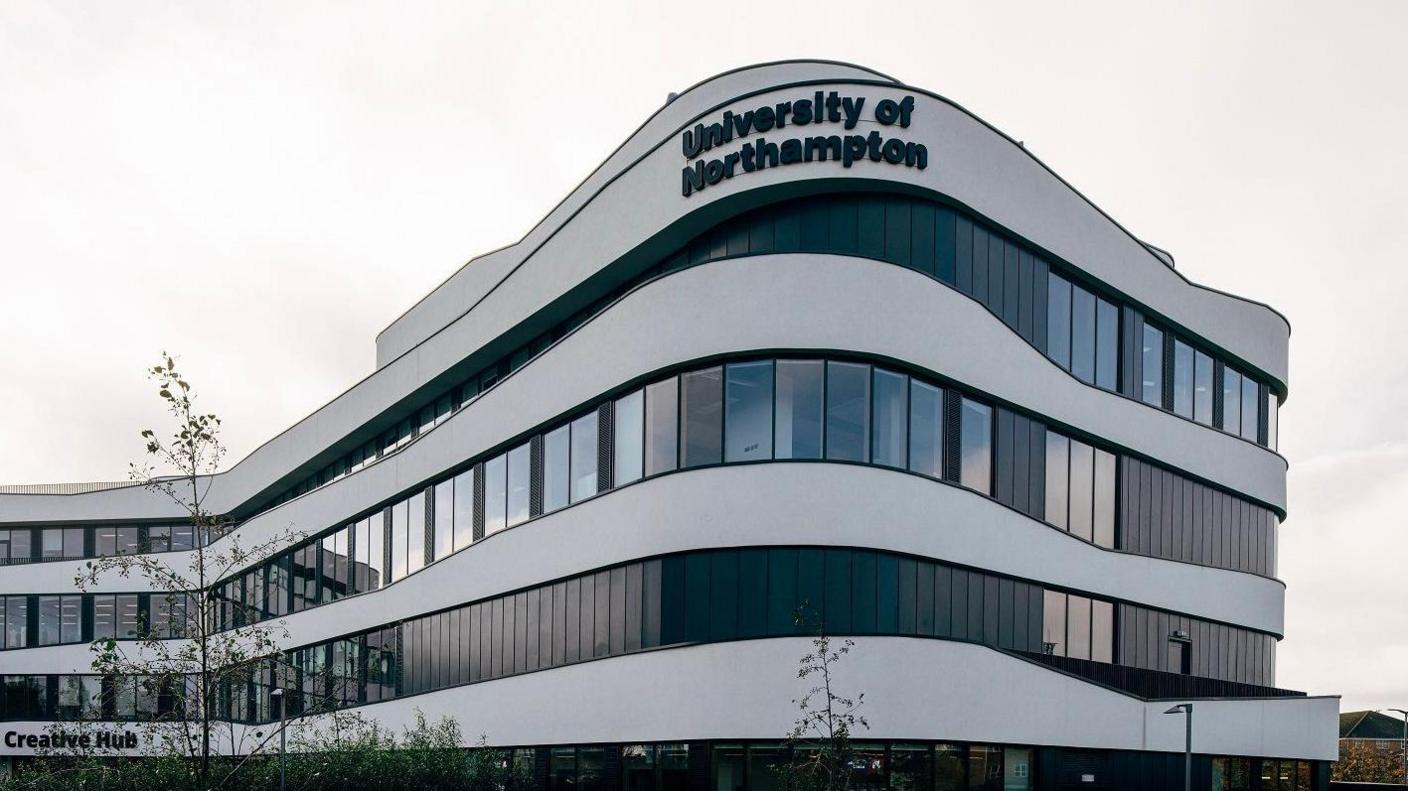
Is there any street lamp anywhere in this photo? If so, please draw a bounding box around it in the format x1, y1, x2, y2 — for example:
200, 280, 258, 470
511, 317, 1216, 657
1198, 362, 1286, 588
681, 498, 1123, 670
1386, 708, 1408, 785
270, 688, 286, 791
1164, 703, 1193, 791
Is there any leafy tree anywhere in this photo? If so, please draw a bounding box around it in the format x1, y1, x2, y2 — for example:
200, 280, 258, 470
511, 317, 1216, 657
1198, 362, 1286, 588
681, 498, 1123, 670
70, 353, 304, 785
773, 604, 870, 791
1335, 739, 1408, 783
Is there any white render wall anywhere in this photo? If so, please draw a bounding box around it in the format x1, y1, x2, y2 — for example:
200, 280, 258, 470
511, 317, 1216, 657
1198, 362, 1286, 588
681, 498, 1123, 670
0, 638, 1340, 761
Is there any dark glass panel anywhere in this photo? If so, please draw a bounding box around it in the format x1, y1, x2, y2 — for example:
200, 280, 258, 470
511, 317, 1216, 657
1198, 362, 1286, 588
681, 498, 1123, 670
682, 367, 723, 468
775, 360, 824, 460
645, 377, 680, 476
825, 361, 870, 462
725, 361, 774, 463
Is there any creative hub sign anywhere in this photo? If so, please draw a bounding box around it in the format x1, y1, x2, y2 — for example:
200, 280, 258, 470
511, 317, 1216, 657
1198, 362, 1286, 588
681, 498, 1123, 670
4, 728, 140, 750
680, 91, 928, 197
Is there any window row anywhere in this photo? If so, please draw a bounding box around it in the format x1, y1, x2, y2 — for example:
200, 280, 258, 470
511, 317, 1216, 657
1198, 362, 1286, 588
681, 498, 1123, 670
193, 547, 1281, 727
0, 592, 198, 650
1137, 320, 1278, 450
0, 674, 189, 722
253, 191, 1279, 527
210, 353, 1281, 633
0, 523, 208, 566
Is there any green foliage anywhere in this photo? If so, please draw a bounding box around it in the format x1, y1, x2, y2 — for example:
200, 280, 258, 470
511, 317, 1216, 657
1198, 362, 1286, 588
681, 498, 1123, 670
3, 712, 528, 791
772, 604, 870, 791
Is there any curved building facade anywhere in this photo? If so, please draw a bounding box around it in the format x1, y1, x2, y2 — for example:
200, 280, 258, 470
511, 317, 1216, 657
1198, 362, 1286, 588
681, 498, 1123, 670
0, 61, 1336, 789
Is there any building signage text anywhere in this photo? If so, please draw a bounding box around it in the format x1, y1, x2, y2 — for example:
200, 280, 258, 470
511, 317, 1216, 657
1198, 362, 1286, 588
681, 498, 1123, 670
680, 91, 928, 197
4, 728, 140, 750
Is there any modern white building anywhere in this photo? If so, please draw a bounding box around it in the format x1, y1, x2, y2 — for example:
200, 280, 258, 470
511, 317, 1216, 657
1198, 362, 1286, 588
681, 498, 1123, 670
0, 61, 1337, 790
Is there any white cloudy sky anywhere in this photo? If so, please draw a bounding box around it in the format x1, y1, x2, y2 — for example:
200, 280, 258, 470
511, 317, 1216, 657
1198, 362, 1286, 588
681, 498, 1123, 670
1, 2, 1405, 712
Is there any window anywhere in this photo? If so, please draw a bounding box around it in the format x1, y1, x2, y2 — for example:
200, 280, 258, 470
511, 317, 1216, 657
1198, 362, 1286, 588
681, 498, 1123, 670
434, 480, 453, 562
38, 595, 62, 645
41, 529, 64, 560
541, 426, 570, 513
1044, 433, 1070, 531
1141, 325, 1164, 406
681, 368, 723, 468
614, 389, 645, 485
570, 412, 599, 501
645, 377, 679, 476
1267, 391, 1279, 451
453, 468, 475, 550
1068, 440, 1094, 542
1043, 590, 1068, 656
407, 492, 426, 575
365, 512, 385, 591
1173, 340, 1194, 418
507, 443, 531, 527
1066, 595, 1091, 660
390, 499, 408, 582
959, 398, 992, 494
484, 454, 507, 535
908, 380, 943, 478
1241, 376, 1260, 442
825, 362, 870, 462
1071, 285, 1096, 383
93, 595, 114, 641
116, 527, 139, 555
1091, 600, 1114, 663
775, 360, 823, 460
871, 368, 908, 468
1222, 367, 1243, 434
1194, 350, 1214, 425
1046, 275, 1071, 370
147, 525, 170, 553
95, 527, 116, 557
724, 361, 773, 463
117, 594, 140, 639
1092, 449, 1116, 548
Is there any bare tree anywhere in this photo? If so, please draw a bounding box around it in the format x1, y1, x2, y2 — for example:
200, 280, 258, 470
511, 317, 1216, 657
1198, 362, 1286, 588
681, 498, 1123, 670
774, 604, 870, 791
74, 353, 303, 785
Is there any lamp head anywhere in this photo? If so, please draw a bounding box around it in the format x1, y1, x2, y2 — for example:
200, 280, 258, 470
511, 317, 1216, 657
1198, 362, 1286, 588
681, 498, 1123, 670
1164, 703, 1192, 715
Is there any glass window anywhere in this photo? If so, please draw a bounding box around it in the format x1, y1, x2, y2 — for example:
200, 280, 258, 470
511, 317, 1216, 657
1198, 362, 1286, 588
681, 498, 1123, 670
935, 744, 964, 791
1267, 391, 1279, 451
1091, 599, 1114, 663
366, 512, 384, 591
1068, 439, 1094, 542
171, 524, 195, 551
1172, 340, 1194, 418
117, 594, 140, 639
1096, 298, 1119, 390
1141, 325, 1164, 406
1044, 432, 1069, 530
1047, 274, 1072, 370
7, 529, 31, 563
1003, 748, 1034, 791
38, 595, 62, 645
1066, 594, 1091, 660
891, 744, 931, 791
1071, 285, 1096, 384
391, 499, 408, 582
434, 480, 453, 562
507, 442, 531, 526
825, 361, 870, 462
570, 412, 600, 501
61, 596, 80, 644
969, 745, 1003, 790
871, 368, 908, 468
645, 377, 679, 476
453, 468, 475, 550
116, 527, 139, 555
775, 360, 824, 460
484, 454, 508, 534
908, 380, 943, 478
959, 398, 992, 495
1093, 449, 1117, 549
96, 527, 116, 557
92, 595, 114, 641
614, 389, 645, 485
681, 367, 723, 468
147, 525, 169, 553
725, 361, 774, 463
42, 529, 64, 560
1042, 590, 1066, 656
407, 492, 426, 575
1241, 376, 1260, 442
1193, 350, 1214, 425
1222, 368, 1243, 434
544, 426, 570, 513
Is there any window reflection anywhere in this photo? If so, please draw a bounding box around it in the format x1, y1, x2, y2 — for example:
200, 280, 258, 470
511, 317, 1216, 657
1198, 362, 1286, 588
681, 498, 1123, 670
959, 399, 992, 495
774, 360, 823, 460
725, 361, 773, 463
825, 362, 870, 462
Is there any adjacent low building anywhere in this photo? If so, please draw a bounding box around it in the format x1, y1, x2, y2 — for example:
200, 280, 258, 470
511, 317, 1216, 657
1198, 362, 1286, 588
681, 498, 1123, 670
0, 60, 1338, 790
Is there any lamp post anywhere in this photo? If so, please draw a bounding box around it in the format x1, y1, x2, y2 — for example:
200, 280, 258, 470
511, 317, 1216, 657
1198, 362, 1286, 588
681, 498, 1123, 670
270, 688, 286, 791
1164, 703, 1193, 791
1387, 708, 1408, 785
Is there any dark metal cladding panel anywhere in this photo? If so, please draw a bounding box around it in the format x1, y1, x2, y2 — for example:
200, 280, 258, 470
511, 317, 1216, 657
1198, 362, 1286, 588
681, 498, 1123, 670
596, 402, 613, 493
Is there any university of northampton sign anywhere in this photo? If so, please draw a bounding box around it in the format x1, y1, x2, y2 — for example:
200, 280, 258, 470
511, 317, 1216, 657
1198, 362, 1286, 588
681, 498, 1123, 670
681, 91, 928, 197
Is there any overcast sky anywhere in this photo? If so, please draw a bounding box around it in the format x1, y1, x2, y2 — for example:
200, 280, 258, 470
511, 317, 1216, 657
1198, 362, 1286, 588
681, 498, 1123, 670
2, 2, 1405, 713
